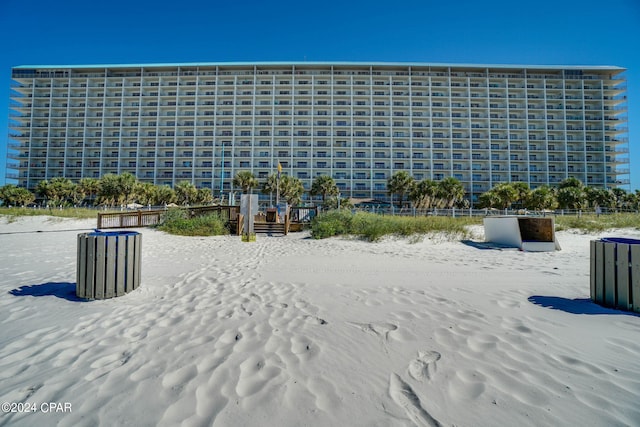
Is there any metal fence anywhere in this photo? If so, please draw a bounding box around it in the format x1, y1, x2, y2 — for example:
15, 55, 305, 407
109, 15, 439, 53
290, 206, 319, 223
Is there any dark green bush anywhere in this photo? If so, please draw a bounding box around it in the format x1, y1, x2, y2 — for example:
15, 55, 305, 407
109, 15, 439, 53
310, 209, 354, 239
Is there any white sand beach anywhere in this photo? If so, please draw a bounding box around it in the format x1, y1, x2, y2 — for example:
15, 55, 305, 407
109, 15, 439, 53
1, 215, 639, 427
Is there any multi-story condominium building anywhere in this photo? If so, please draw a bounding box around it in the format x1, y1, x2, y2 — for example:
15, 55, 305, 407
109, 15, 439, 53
6, 62, 629, 204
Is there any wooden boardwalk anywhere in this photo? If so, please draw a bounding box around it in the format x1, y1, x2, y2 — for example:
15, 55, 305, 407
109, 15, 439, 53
97, 205, 315, 236
97, 206, 241, 231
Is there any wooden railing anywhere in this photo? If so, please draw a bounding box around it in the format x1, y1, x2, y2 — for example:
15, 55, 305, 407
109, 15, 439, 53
97, 206, 242, 232
97, 210, 164, 229
184, 205, 240, 222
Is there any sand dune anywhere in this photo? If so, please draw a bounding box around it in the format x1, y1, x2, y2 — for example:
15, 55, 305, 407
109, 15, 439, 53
1, 215, 639, 427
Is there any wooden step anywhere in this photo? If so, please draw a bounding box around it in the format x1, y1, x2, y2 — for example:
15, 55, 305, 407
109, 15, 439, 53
253, 222, 287, 235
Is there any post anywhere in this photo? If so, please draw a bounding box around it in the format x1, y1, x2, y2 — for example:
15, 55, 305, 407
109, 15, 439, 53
220, 143, 225, 199
285, 214, 290, 235
276, 161, 282, 214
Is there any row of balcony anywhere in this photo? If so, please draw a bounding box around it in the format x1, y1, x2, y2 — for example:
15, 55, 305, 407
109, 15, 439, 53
18, 161, 618, 174
12, 145, 625, 156
11, 136, 628, 149
17, 123, 621, 133
22, 131, 628, 141
12, 152, 619, 169
17, 100, 619, 110
14, 117, 623, 127
13, 78, 622, 90
16, 139, 628, 151
13, 107, 626, 122
14, 105, 625, 119
19, 91, 616, 100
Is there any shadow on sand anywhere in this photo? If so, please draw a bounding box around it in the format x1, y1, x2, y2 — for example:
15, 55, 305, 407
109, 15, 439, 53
9, 282, 85, 302
460, 240, 519, 250
528, 295, 639, 317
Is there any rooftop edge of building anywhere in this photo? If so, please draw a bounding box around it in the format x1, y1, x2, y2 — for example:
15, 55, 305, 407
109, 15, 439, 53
11, 61, 626, 72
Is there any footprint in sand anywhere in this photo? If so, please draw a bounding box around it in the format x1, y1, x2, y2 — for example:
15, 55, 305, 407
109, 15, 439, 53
408, 351, 441, 382
348, 322, 398, 341
389, 373, 441, 427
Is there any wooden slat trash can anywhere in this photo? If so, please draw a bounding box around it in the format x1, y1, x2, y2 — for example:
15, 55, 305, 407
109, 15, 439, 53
590, 237, 640, 313
77, 230, 142, 299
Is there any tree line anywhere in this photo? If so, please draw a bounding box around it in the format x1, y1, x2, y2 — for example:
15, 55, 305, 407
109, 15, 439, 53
386, 172, 640, 212
1, 171, 639, 212
0, 171, 306, 208
0, 174, 213, 208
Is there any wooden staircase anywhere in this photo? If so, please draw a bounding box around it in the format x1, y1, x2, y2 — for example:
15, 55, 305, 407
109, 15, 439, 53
253, 222, 288, 235
252, 214, 290, 235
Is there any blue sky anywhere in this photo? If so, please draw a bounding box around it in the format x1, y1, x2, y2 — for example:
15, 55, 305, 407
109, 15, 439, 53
1, 0, 638, 189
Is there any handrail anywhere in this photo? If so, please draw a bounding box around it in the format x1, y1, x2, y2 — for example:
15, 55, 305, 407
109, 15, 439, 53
97, 205, 242, 231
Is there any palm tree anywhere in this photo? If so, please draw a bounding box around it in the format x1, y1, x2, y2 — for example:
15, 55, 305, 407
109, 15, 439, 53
279, 175, 305, 206
0, 184, 35, 207
436, 177, 465, 208
261, 173, 279, 205
478, 190, 501, 209
622, 190, 639, 211
310, 175, 339, 205
195, 188, 214, 205
558, 177, 584, 189
492, 183, 519, 209
556, 177, 586, 210
134, 182, 157, 206
611, 188, 628, 211
387, 171, 414, 208
557, 187, 587, 210
117, 173, 138, 205
632, 190, 640, 211
38, 177, 75, 207
525, 185, 558, 211
154, 185, 177, 206
175, 181, 198, 206
35, 180, 51, 205
511, 182, 531, 208
408, 179, 439, 209
97, 174, 120, 207
585, 187, 614, 210
78, 178, 100, 205
233, 171, 259, 194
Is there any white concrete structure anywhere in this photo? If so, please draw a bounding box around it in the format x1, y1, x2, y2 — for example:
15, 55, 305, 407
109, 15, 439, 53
484, 216, 561, 252
6, 62, 629, 204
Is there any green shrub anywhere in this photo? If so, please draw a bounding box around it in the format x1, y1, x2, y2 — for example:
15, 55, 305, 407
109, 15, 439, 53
310, 209, 353, 239
157, 209, 229, 236
350, 213, 393, 241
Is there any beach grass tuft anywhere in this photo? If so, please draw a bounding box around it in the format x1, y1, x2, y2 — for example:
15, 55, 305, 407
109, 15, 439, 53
311, 210, 481, 241
156, 208, 229, 236
554, 213, 640, 233
0, 206, 98, 219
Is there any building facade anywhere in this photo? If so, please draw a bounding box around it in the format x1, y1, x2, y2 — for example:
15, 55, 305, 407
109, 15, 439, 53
6, 62, 629, 204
